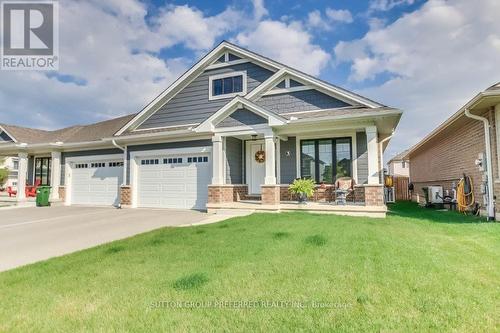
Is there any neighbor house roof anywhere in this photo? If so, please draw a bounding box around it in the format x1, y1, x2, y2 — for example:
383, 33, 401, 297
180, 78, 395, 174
388, 150, 410, 164
0, 114, 135, 144
405, 82, 500, 159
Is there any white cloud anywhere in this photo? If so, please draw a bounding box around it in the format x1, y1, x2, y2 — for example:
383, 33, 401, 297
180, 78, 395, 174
306, 8, 353, 31
369, 0, 415, 12
325, 8, 354, 23
153, 5, 245, 51
235, 20, 330, 76
251, 0, 268, 21
0, 1, 248, 129
334, 0, 500, 159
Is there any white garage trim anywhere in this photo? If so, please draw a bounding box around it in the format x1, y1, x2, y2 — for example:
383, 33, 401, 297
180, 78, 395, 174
65, 154, 124, 206
130, 146, 212, 208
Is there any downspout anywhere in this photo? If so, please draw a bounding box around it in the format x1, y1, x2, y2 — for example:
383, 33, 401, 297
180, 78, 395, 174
464, 108, 495, 220
379, 132, 394, 182
111, 139, 127, 187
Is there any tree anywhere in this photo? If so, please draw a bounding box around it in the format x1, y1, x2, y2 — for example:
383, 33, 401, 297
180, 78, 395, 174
0, 167, 8, 187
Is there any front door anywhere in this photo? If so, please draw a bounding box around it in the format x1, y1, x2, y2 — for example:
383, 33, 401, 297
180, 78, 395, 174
248, 141, 266, 194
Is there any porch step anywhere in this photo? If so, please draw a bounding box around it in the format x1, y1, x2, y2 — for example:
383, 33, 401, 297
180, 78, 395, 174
243, 195, 261, 201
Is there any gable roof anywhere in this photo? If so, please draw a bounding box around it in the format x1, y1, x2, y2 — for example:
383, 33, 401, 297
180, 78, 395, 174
196, 96, 287, 132
0, 114, 135, 144
406, 82, 500, 159
115, 41, 385, 135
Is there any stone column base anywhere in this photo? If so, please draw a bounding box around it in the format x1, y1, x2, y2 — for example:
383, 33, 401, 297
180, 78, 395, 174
363, 184, 385, 206
208, 185, 248, 203
58, 186, 66, 202
261, 185, 280, 205
120, 186, 131, 206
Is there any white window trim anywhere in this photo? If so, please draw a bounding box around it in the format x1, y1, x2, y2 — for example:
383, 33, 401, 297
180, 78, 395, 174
295, 131, 358, 185
208, 71, 247, 101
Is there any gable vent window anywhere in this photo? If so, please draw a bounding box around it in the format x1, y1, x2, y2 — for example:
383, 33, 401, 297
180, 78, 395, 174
209, 71, 247, 100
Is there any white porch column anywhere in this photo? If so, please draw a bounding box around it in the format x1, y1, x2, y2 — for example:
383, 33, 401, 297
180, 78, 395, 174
17, 152, 28, 201
211, 135, 224, 185
264, 133, 277, 185
50, 151, 61, 201
366, 126, 380, 185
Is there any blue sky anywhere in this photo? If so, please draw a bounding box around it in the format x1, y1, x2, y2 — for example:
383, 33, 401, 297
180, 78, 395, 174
0, 0, 499, 161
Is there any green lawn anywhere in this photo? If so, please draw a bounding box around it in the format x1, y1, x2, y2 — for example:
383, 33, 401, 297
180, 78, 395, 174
1, 202, 499, 332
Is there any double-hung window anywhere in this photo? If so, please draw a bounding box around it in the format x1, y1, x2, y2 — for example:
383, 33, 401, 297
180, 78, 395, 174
209, 71, 247, 100
300, 138, 352, 184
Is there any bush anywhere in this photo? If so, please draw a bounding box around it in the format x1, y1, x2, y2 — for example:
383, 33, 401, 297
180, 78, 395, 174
288, 178, 315, 198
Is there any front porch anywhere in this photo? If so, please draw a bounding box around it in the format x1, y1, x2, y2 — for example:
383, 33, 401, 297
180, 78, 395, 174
207, 123, 387, 217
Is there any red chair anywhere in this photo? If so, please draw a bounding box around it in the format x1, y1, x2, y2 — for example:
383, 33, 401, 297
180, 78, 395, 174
7, 186, 17, 197
25, 180, 41, 198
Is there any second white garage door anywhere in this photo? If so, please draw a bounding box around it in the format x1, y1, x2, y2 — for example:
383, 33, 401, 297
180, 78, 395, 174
137, 153, 211, 210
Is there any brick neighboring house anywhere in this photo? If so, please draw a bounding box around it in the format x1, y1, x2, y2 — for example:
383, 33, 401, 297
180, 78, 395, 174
387, 150, 409, 177
406, 83, 500, 220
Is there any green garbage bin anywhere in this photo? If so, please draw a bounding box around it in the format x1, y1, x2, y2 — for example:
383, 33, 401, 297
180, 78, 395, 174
36, 186, 51, 207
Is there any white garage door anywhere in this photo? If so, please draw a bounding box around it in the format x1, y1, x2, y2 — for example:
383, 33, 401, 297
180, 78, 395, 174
137, 153, 211, 210
71, 160, 123, 206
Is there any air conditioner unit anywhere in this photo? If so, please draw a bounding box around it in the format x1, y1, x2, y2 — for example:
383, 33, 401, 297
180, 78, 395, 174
428, 186, 443, 204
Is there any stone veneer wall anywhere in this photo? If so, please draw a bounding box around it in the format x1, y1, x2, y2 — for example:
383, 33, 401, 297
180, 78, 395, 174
208, 185, 248, 203
261, 185, 280, 205
364, 185, 384, 206
120, 186, 131, 206
58, 186, 66, 202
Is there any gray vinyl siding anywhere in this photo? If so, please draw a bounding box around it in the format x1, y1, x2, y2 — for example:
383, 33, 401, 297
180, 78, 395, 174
138, 62, 275, 130
356, 131, 368, 185
0, 131, 12, 142
289, 79, 303, 87
126, 140, 212, 184
216, 108, 267, 128
60, 149, 123, 186
256, 90, 350, 114
27, 156, 34, 185
225, 137, 242, 184
280, 137, 297, 184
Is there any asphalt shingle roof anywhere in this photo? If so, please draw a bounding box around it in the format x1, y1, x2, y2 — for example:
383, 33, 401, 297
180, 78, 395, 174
0, 114, 136, 144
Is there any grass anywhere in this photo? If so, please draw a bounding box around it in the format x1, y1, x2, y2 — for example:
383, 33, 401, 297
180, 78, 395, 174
0, 202, 499, 332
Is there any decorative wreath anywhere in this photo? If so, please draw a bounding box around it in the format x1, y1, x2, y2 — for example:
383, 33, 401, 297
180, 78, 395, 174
255, 150, 266, 163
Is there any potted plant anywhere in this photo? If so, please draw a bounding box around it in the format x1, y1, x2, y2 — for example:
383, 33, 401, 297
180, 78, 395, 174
288, 178, 315, 204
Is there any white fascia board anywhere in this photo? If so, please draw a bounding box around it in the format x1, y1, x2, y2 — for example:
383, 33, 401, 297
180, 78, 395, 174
195, 96, 286, 132
248, 67, 382, 108
115, 42, 283, 136
115, 43, 229, 136
0, 125, 18, 143
405, 90, 500, 158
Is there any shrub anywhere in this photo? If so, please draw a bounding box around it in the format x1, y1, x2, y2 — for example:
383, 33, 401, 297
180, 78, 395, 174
288, 178, 315, 198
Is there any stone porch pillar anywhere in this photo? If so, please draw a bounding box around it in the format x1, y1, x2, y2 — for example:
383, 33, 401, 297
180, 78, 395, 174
50, 151, 61, 201
366, 126, 380, 185
262, 133, 279, 205
17, 152, 28, 202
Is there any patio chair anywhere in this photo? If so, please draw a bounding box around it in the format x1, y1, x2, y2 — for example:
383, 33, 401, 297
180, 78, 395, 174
335, 177, 355, 205
25, 179, 41, 198
7, 186, 17, 197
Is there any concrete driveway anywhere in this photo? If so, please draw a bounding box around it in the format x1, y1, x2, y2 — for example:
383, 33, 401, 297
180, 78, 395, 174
0, 206, 208, 272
